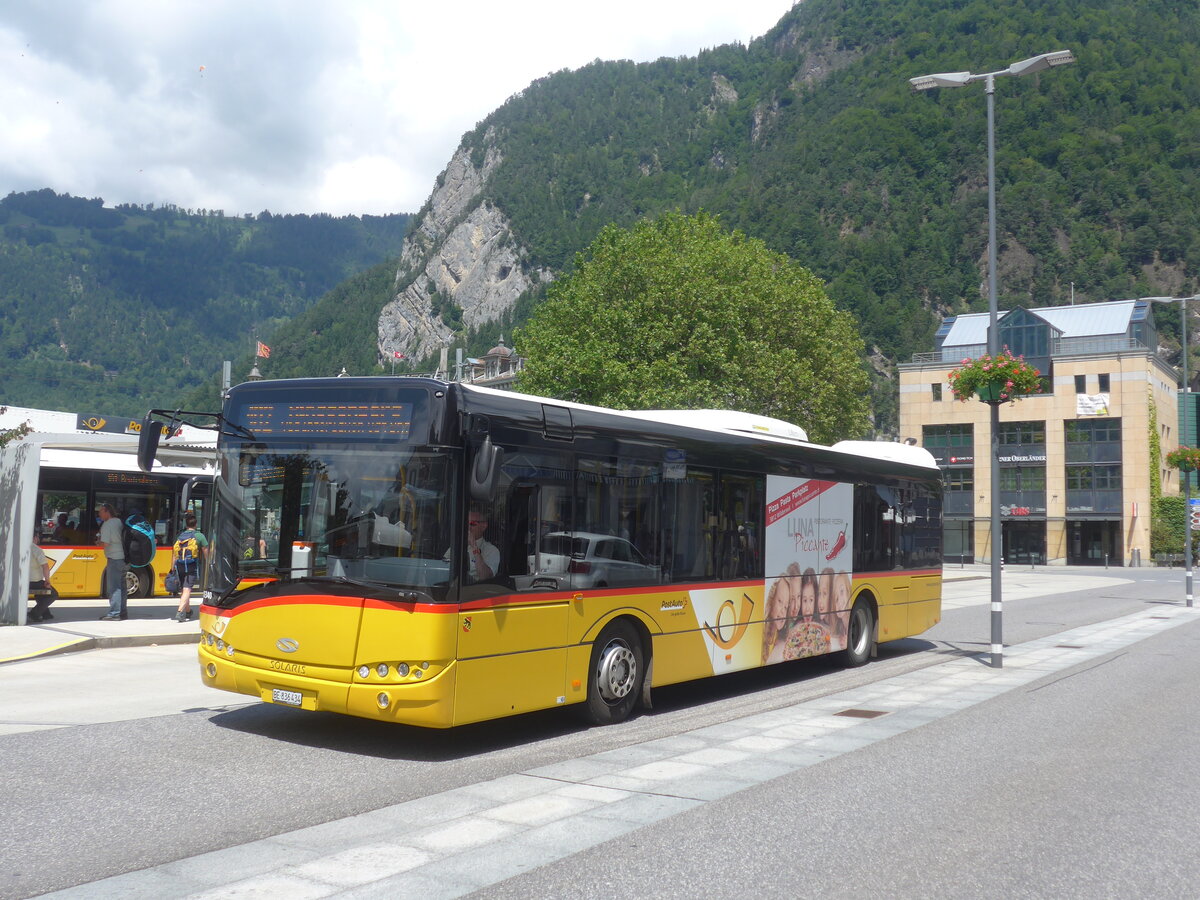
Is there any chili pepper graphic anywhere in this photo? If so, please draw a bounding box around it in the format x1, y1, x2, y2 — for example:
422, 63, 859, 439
825, 529, 846, 561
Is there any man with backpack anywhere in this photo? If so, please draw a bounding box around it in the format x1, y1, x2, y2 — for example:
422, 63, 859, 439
172, 513, 209, 622
96, 503, 127, 620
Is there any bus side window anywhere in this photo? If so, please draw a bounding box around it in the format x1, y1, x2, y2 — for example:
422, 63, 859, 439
573, 455, 662, 587
716, 473, 764, 580
663, 469, 715, 582
501, 449, 573, 593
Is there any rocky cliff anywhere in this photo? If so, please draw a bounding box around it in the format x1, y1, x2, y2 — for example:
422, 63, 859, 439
377, 128, 550, 364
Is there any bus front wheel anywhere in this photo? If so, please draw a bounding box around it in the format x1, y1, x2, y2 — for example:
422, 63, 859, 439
124, 567, 151, 599
843, 599, 873, 668
582, 620, 644, 725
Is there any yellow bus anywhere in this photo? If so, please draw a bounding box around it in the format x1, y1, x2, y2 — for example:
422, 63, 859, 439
140, 378, 942, 727
36, 447, 211, 598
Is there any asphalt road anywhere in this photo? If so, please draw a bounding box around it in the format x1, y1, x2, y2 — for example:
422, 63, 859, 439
0, 567, 1190, 898
477, 592, 1200, 899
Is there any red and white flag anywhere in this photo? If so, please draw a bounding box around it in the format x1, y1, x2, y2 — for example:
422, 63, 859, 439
256, 341, 271, 358
393, 350, 405, 359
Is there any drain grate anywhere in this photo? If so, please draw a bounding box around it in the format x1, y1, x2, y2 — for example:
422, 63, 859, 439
1056, 643, 1084, 649
835, 708, 889, 719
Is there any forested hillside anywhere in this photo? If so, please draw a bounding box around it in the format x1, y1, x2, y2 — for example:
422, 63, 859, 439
0, 189, 408, 417
8, 0, 1199, 434
436, 0, 1199, 426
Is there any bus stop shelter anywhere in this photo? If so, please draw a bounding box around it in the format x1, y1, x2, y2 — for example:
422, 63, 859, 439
0, 430, 216, 625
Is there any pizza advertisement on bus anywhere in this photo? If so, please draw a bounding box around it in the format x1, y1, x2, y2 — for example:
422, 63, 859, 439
761, 476, 854, 664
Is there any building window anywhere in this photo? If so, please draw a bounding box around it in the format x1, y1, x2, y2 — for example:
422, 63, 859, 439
923, 423, 973, 450
1000, 466, 1047, 491
944, 469, 973, 492
1066, 464, 1122, 490
931, 382, 942, 401
1099, 373, 1110, 392
997, 421, 1046, 446
1066, 418, 1121, 445
1074, 374, 1086, 393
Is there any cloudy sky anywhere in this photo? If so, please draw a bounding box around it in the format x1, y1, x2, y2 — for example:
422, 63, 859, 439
0, 1, 795, 218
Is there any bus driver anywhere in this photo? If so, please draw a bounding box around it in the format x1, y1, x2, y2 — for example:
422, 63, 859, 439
445, 511, 499, 583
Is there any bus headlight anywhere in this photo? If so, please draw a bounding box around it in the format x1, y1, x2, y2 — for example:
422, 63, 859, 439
205, 663, 217, 678
377, 692, 390, 709
376, 663, 389, 678
357, 665, 370, 679
397, 662, 410, 677
226, 645, 235, 657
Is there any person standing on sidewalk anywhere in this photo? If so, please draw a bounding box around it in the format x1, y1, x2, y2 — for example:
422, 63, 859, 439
28, 541, 58, 622
171, 513, 209, 622
97, 503, 127, 620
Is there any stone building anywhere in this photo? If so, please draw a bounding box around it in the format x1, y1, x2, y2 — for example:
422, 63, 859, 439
463, 336, 524, 389
898, 299, 1180, 566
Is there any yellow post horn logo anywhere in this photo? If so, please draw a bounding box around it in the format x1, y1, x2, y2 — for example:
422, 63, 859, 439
702, 593, 755, 649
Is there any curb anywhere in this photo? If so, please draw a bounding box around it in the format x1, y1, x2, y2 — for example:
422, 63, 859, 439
0, 631, 200, 665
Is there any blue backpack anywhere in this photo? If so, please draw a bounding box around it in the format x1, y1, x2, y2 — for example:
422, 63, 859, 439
123, 514, 156, 567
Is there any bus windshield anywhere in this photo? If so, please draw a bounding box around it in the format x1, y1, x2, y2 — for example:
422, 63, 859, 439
212, 441, 455, 601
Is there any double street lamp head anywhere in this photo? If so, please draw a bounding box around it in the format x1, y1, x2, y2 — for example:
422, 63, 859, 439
909, 50, 1075, 91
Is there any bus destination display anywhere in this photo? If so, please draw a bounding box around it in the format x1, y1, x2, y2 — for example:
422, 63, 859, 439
244, 403, 414, 439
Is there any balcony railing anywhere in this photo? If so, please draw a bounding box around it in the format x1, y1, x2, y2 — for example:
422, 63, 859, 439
909, 336, 1151, 365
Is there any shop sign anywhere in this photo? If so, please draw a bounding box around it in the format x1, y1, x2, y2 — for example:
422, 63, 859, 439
1001, 505, 1046, 517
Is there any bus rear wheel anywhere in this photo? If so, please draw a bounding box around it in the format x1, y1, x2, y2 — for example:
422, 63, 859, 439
583, 620, 644, 725
843, 599, 873, 668
124, 567, 151, 599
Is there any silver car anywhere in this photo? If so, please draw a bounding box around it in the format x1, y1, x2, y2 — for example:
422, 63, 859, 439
519, 531, 660, 590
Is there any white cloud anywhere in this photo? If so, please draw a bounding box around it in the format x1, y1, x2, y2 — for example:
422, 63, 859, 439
0, 0, 796, 216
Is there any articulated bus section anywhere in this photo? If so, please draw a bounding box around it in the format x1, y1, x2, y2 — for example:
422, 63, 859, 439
198, 566, 940, 728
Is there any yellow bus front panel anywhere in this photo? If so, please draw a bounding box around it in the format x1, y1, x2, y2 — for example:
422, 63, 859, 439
453, 600, 570, 725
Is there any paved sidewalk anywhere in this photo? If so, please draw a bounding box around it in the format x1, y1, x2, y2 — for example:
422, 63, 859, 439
39, 602, 1199, 899
0, 596, 199, 664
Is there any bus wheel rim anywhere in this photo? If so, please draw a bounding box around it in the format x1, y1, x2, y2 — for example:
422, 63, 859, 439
596, 641, 636, 703
850, 607, 868, 655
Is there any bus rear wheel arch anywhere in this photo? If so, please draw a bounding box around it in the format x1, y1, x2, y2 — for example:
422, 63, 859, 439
582, 618, 647, 725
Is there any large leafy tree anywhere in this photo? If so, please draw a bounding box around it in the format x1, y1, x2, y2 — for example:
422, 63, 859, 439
515, 212, 870, 444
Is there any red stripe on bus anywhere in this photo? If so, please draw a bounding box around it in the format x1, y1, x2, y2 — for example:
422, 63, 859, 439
199, 571, 939, 619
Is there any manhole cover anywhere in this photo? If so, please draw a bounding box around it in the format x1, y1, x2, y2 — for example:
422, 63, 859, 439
835, 708, 888, 719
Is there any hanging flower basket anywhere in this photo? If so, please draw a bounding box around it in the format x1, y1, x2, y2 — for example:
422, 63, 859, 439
1166, 447, 1200, 473
947, 349, 1042, 405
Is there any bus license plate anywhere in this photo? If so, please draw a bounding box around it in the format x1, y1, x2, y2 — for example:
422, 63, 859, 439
271, 688, 303, 707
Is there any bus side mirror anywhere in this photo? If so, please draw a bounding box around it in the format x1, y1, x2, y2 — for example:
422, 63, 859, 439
137, 414, 164, 473
470, 436, 504, 501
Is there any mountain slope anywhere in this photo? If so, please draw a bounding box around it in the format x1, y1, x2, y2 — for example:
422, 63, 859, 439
0, 189, 409, 417
373, 0, 1200, 430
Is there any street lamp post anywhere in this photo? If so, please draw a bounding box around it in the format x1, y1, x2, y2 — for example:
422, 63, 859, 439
1142, 294, 1200, 607
911, 50, 1076, 668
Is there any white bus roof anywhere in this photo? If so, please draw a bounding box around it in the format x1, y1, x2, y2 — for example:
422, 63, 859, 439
461, 384, 939, 470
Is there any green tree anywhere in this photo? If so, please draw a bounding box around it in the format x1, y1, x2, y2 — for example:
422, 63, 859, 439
0, 407, 32, 448
514, 211, 870, 444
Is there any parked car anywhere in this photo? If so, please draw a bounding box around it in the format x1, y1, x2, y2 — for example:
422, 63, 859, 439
517, 531, 660, 590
